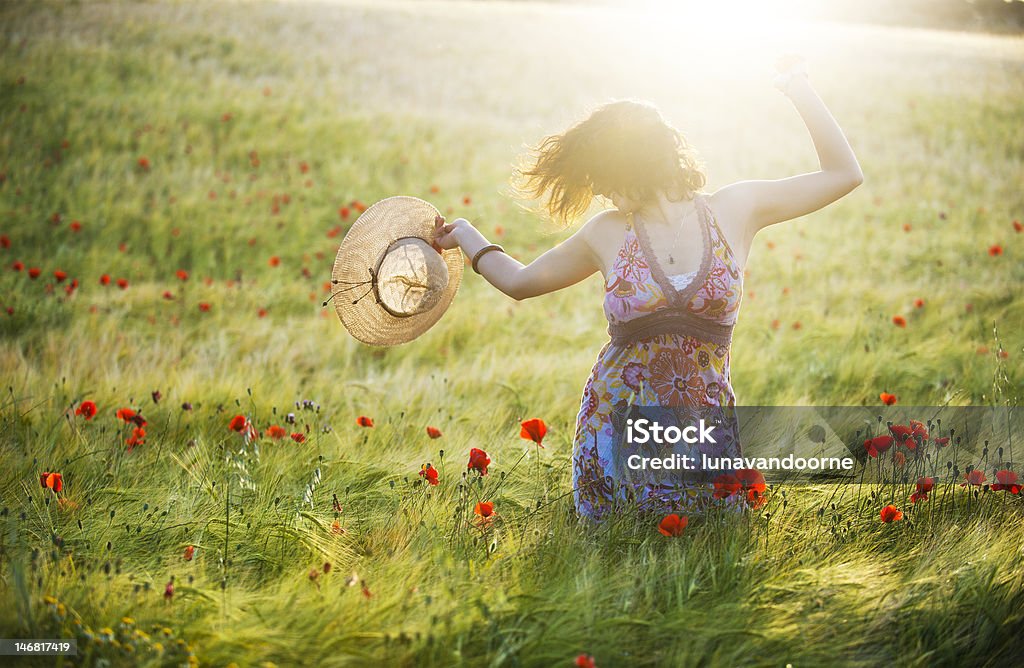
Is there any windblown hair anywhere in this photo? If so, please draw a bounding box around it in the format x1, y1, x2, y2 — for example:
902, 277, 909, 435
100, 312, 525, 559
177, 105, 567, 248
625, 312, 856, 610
512, 99, 707, 227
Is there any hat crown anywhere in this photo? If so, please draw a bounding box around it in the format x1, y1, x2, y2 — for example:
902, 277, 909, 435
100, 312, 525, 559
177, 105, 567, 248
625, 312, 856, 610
376, 237, 449, 317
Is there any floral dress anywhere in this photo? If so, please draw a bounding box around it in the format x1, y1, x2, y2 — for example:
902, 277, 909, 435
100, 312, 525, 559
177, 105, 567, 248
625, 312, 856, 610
571, 192, 745, 519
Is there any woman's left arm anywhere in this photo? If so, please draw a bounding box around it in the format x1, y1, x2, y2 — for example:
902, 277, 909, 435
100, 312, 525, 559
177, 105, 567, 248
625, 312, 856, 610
433, 213, 602, 301
716, 68, 864, 245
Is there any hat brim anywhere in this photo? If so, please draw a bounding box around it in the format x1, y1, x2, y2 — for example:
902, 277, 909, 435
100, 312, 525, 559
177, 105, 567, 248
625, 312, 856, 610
331, 196, 463, 346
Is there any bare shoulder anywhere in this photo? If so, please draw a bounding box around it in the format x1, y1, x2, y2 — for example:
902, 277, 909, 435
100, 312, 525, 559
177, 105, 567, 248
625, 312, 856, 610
579, 208, 628, 276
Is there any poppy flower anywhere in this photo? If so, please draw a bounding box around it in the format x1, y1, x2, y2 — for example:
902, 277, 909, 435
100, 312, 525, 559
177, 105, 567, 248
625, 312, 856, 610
988, 245, 1002, 256
99, 274, 110, 285
28, 267, 41, 279
892, 315, 906, 328
138, 156, 151, 170
657, 513, 687, 537
183, 545, 195, 561
430, 185, 440, 193
419, 463, 439, 485
290, 432, 305, 443
116, 407, 136, 422
998, 350, 1009, 359
735, 468, 767, 508
962, 469, 986, 487
54, 270, 67, 282
40, 471, 63, 493
116, 278, 128, 289
879, 393, 897, 406
11, 260, 23, 272
426, 426, 442, 439
914, 298, 924, 308
70, 221, 81, 232
575, 654, 596, 668
889, 424, 912, 440
339, 206, 350, 220
893, 450, 906, 466
933, 436, 950, 446
269, 255, 280, 267
902, 223, 912, 232
164, 580, 174, 601
467, 447, 490, 476
352, 200, 367, 213
176, 269, 189, 281
474, 501, 494, 518
229, 415, 247, 432
356, 415, 374, 428
991, 470, 1020, 494
126, 426, 146, 450
0, 235, 9, 248
75, 400, 97, 420
879, 505, 903, 522
1014, 220, 1022, 233
911, 476, 933, 502
520, 417, 547, 448
712, 473, 741, 499
864, 435, 894, 458
265, 425, 287, 439
257, 308, 268, 318
198, 302, 210, 312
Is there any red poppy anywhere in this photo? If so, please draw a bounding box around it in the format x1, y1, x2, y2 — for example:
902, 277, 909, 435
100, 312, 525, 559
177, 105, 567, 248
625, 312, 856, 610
184, 545, 195, 561
462, 195, 472, 205
138, 156, 150, 170
520, 417, 547, 448
429, 184, 440, 194
229, 415, 247, 432
474, 501, 494, 518
735, 468, 767, 508
177, 269, 189, 281
265, 425, 287, 439
893, 450, 906, 466
908, 420, 928, 441
116, 277, 128, 289
889, 424, 912, 440
791, 321, 801, 330
902, 223, 912, 232
892, 315, 906, 328
657, 513, 687, 537
28, 267, 41, 279
269, 256, 280, 267
575, 654, 596, 668
352, 200, 367, 213
988, 245, 1003, 256
126, 426, 146, 450
933, 436, 950, 446
339, 206, 350, 220
962, 469, 986, 487
291, 432, 306, 443
356, 415, 374, 427
75, 400, 97, 420
11, 260, 23, 272
40, 472, 63, 493
916, 477, 934, 494
1014, 220, 1022, 232
426, 426, 442, 439
198, 302, 211, 312
468, 447, 490, 476
53, 270, 67, 282
879, 505, 903, 522
864, 435, 894, 458
878, 393, 897, 406
116, 407, 136, 422
0, 235, 9, 248
712, 473, 741, 499
69, 220, 81, 232
991, 470, 1021, 494
258, 308, 268, 318
99, 274, 111, 285
419, 463, 439, 485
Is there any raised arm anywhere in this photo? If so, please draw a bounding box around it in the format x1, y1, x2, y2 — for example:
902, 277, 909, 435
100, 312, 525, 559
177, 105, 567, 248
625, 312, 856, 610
716, 61, 864, 249
433, 213, 603, 301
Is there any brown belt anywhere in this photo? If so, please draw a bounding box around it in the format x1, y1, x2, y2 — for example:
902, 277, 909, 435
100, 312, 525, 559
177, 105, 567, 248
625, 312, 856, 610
607, 308, 734, 347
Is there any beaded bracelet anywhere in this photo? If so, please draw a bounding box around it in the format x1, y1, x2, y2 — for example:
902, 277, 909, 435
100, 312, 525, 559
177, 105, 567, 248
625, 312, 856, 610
471, 244, 505, 274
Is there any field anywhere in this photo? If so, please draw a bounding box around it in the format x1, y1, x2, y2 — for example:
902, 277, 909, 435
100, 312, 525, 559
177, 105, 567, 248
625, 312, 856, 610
1, 1, 1023, 666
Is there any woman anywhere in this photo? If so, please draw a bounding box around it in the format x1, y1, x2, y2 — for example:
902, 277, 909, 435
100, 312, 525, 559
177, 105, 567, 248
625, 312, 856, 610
433, 57, 863, 519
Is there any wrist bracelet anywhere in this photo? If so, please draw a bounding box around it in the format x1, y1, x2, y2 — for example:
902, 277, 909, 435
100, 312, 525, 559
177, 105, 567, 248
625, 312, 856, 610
471, 244, 504, 274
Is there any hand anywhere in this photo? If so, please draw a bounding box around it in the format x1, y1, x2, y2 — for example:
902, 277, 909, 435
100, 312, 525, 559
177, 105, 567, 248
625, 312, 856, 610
432, 215, 468, 252
773, 53, 809, 96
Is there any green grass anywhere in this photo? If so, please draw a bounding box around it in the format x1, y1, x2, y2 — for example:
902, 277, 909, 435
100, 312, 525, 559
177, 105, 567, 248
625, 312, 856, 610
1, 1, 1023, 666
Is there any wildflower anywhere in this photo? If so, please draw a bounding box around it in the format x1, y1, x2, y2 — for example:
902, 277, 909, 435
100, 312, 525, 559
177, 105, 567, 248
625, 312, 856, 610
12, 260, 23, 272
657, 513, 687, 537
520, 417, 547, 448
864, 435, 894, 458
962, 469, 986, 487
290, 432, 305, 443
988, 244, 1003, 256
911, 476, 934, 503
100, 274, 111, 285
116, 277, 128, 289
116, 407, 136, 422
735, 468, 767, 508
126, 426, 146, 450
712, 473, 740, 499
339, 206, 350, 220
265, 425, 287, 439
426, 426, 442, 439
879, 392, 897, 406
75, 400, 97, 420
28, 267, 41, 279
933, 436, 950, 446
914, 298, 924, 308
183, 545, 195, 561
198, 302, 211, 312
70, 221, 81, 232
892, 315, 906, 328
1014, 220, 1022, 232
889, 424, 913, 440
163, 291, 174, 300
575, 654, 597, 668
474, 501, 494, 518
40, 472, 63, 493
419, 463, 439, 485
54, 270, 67, 282
164, 579, 174, 601
429, 184, 440, 193
880, 505, 904, 522
356, 415, 374, 427
467, 447, 490, 476
268, 256, 280, 267
138, 156, 151, 170
462, 195, 471, 205
991, 470, 1021, 494
331, 520, 345, 535
177, 269, 189, 281
152, 390, 162, 404
182, 402, 193, 411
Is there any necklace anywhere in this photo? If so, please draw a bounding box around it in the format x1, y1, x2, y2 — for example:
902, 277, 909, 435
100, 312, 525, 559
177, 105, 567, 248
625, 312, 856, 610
637, 206, 697, 265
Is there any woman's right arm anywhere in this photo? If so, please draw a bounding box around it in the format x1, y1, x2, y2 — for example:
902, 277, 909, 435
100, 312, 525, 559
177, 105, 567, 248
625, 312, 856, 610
434, 214, 602, 301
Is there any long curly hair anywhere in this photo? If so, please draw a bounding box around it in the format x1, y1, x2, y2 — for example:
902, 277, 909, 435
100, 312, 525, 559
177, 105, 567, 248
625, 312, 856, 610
512, 99, 707, 227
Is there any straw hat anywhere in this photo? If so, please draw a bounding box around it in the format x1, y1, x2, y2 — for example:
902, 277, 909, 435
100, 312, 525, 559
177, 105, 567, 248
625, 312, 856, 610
327, 196, 463, 346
